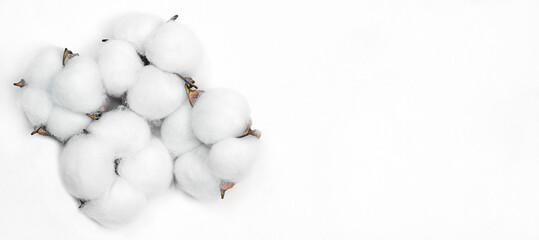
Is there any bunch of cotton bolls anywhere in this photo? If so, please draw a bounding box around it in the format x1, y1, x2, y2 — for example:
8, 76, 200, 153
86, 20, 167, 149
16, 47, 104, 141
14, 12, 262, 228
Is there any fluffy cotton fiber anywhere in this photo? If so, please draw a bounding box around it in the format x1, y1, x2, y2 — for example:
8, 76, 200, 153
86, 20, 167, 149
174, 146, 220, 201
60, 135, 117, 200
87, 108, 151, 158
21, 88, 53, 126
23, 46, 64, 89
97, 40, 144, 97
161, 104, 201, 156
15, 13, 263, 226
191, 89, 251, 144
127, 65, 187, 120
52, 56, 106, 113
145, 21, 202, 77
81, 178, 147, 228
208, 136, 260, 182
118, 138, 173, 196
111, 13, 163, 54
46, 106, 92, 141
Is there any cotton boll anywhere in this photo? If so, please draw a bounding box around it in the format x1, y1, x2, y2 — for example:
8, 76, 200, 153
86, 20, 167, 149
86, 108, 151, 158
174, 146, 220, 201
127, 65, 187, 120
80, 178, 147, 228
22, 46, 64, 89
97, 40, 144, 97
161, 104, 201, 156
118, 138, 173, 196
60, 135, 116, 200
46, 106, 92, 141
191, 89, 251, 144
208, 136, 260, 182
21, 87, 53, 126
145, 21, 202, 77
52, 56, 107, 113
111, 13, 163, 54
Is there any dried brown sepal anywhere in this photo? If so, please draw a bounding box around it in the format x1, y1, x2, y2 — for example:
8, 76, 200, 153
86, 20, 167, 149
185, 85, 203, 106
31, 125, 49, 136
87, 113, 98, 120
62, 48, 79, 65
13, 79, 25, 88
87, 105, 106, 120
238, 122, 262, 139
177, 74, 197, 89
169, 14, 179, 22
83, 129, 89, 134
220, 181, 235, 199
121, 92, 129, 107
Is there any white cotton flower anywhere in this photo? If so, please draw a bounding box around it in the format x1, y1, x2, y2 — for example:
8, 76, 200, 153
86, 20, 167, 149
208, 136, 260, 182
21, 87, 53, 126
174, 146, 220, 201
60, 135, 116, 200
161, 103, 201, 156
145, 21, 202, 77
118, 138, 173, 196
127, 65, 187, 120
111, 13, 163, 54
46, 106, 92, 142
97, 40, 144, 97
191, 89, 251, 144
80, 178, 147, 228
51, 56, 107, 113
86, 108, 151, 158
22, 46, 64, 89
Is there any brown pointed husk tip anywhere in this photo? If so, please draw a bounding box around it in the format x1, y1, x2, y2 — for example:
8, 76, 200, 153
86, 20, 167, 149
87, 113, 98, 120
220, 181, 235, 199
238, 122, 262, 139
87, 105, 106, 120
185, 85, 203, 106
62, 48, 79, 65
13, 79, 25, 88
31, 125, 49, 136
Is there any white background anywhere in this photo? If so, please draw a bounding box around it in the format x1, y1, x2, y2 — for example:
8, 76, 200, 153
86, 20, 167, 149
1, 0, 539, 239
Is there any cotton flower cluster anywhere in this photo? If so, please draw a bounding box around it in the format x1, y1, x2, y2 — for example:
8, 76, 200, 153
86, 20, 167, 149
15, 13, 261, 228
17, 47, 103, 141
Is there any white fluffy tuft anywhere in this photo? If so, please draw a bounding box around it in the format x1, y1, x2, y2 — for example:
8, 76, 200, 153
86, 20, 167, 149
97, 40, 144, 97
127, 65, 187, 120
191, 89, 251, 144
111, 13, 163, 54
145, 21, 202, 77
60, 135, 116, 200
208, 136, 260, 182
174, 146, 220, 201
118, 138, 173, 196
86, 108, 151, 158
161, 103, 201, 156
80, 178, 147, 228
46, 106, 92, 141
51, 56, 107, 113
23, 46, 64, 89
21, 88, 53, 126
